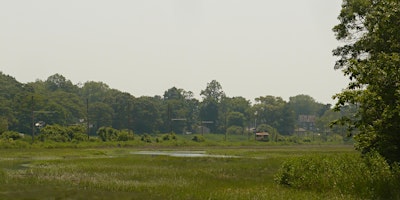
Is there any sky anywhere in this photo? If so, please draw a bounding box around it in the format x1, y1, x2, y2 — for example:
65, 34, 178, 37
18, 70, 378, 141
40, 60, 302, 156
0, 0, 348, 104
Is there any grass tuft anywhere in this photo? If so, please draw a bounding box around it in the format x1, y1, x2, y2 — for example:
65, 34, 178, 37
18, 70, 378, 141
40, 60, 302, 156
274, 151, 400, 199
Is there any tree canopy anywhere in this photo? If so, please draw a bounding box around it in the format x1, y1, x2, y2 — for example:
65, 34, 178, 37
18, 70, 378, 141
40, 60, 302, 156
333, 0, 400, 163
0, 72, 340, 140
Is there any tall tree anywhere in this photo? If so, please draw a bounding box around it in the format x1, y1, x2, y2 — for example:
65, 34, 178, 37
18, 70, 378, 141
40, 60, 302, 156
109, 91, 134, 130
220, 96, 251, 132
200, 80, 226, 103
45, 73, 77, 93
252, 95, 294, 135
200, 80, 225, 133
132, 96, 162, 134
333, 0, 400, 163
289, 94, 324, 117
0, 72, 24, 132
89, 102, 114, 134
163, 87, 190, 133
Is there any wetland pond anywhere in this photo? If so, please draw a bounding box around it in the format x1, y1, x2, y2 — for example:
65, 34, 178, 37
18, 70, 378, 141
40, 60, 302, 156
131, 150, 240, 158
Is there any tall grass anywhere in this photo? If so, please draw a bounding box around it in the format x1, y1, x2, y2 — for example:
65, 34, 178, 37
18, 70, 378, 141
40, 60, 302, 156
274, 151, 400, 199
0, 146, 358, 199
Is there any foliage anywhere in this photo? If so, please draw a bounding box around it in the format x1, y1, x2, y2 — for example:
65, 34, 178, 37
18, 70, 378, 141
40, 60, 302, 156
226, 112, 245, 127
97, 127, 134, 142
226, 126, 243, 135
162, 133, 177, 141
0, 117, 8, 134
0, 131, 23, 140
0, 146, 358, 200
253, 96, 297, 135
275, 151, 400, 199
116, 130, 135, 141
140, 134, 152, 143
163, 87, 198, 134
289, 94, 328, 117
1, 72, 340, 138
200, 80, 226, 103
38, 124, 87, 142
132, 97, 162, 134
192, 135, 205, 142
333, 0, 400, 163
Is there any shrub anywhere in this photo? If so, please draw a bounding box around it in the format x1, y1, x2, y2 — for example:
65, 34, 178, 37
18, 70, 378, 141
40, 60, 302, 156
226, 126, 243, 135
141, 134, 152, 143
97, 127, 118, 142
38, 124, 88, 142
0, 138, 30, 148
162, 133, 177, 141
116, 130, 134, 141
38, 125, 66, 142
0, 131, 23, 140
97, 128, 134, 142
274, 152, 400, 199
192, 135, 205, 142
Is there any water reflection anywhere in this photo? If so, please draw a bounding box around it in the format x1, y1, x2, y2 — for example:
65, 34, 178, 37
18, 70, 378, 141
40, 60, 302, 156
132, 151, 239, 158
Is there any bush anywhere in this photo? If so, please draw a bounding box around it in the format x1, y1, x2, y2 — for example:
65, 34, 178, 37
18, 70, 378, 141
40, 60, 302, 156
274, 152, 400, 199
0, 131, 23, 140
162, 133, 177, 141
0, 138, 30, 148
97, 127, 135, 142
97, 127, 118, 141
141, 134, 152, 143
226, 126, 243, 135
192, 135, 205, 142
38, 124, 88, 142
116, 130, 134, 141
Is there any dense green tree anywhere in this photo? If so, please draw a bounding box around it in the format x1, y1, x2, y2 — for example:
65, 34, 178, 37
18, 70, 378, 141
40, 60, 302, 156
200, 80, 226, 103
1, 70, 346, 142
199, 80, 226, 133
48, 91, 85, 124
220, 96, 251, 129
163, 87, 185, 101
109, 91, 134, 130
226, 111, 245, 127
224, 97, 251, 114
199, 100, 219, 133
89, 102, 114, 134
252, 95, 295, 134
278, 103, 296, 135
254, 96, 286, 126
45, 73, 77, 93
81, 81, 111, 103
163, 87, 190, 133
333, 0, 400, 163
0, 72, 26, 132
289, 94, 325, 117
132, 96, 162, 134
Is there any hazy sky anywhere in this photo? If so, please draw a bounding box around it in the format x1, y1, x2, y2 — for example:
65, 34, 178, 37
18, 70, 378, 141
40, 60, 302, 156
0, 0, 348, 104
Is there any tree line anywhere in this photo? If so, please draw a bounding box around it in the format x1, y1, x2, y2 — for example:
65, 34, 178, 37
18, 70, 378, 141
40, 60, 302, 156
0, 72, 350, 138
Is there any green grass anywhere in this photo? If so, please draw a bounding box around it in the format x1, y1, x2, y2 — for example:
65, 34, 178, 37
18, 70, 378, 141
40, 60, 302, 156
0, 145, 359, 200
275, 151, 400, 199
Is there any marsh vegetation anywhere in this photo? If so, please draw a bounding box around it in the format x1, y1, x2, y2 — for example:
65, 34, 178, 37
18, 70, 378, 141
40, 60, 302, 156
1, 144, 398, 200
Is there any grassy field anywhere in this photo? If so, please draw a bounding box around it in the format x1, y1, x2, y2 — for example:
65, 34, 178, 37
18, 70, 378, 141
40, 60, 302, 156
0, 144, 359, 200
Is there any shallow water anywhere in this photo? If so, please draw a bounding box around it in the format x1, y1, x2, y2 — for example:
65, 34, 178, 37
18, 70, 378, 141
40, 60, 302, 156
132, 151, 239, 158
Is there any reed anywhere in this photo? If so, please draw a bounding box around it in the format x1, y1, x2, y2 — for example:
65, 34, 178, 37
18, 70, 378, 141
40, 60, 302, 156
0, 145, 364, 199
